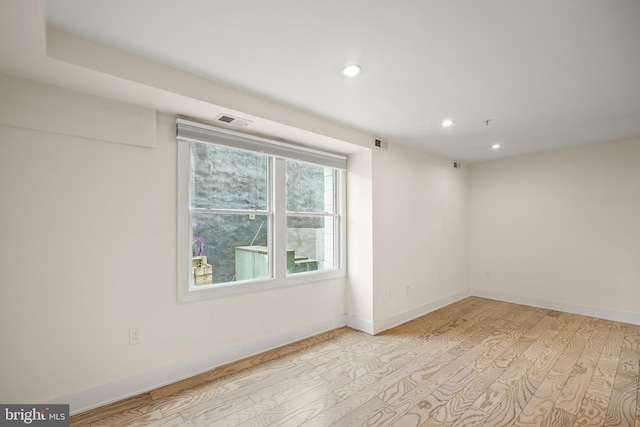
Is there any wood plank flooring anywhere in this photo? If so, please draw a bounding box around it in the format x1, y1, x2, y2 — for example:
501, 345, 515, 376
70, 297, 640, 426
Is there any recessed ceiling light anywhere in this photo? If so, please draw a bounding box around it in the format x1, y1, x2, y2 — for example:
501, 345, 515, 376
441, 119, 454, 127
342, 65, 361, 77
491, 144, 502, 149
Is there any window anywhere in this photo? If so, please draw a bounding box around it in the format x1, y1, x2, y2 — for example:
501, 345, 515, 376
177, 119, 346, 301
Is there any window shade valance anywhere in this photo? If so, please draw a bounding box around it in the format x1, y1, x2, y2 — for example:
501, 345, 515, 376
176, 119, 347, 170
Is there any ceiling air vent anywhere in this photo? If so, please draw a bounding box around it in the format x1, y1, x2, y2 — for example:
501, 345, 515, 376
373, 136, 388, 150
214, 114, 252, 128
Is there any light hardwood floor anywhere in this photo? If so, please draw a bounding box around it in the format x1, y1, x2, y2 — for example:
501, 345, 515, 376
71, 297, 640, 426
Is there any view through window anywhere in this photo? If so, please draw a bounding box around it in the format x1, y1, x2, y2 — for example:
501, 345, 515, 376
191, 143, 269, 285
178, 121, 345, 299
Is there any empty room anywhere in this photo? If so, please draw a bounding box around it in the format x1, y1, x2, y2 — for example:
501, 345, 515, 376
1, 1, 639, 426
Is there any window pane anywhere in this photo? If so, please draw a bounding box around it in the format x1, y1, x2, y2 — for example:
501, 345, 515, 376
286, 215, 335, 274
286, 160, 334, 213
191, 142, 268, 210
192, 212, 269, 285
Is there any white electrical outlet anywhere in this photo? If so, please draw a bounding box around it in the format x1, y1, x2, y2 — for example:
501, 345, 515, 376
129, 328, 142, 345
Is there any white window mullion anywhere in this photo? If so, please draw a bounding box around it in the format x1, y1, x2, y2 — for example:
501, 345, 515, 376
273, 158, 287, 278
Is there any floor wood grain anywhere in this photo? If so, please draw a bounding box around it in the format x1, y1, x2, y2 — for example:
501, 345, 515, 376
70, 297, 640, 426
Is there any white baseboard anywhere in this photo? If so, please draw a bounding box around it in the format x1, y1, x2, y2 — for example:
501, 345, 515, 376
346, 315, 375, 335
472, 289, 640, 326
51, 315, 347, 415
372, 289, 472, 335
53, 289, 640, 415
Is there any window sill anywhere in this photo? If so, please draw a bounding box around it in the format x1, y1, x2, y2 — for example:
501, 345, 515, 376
178, 268, 346, 303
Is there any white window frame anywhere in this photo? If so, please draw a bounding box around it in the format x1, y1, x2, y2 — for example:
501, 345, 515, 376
177, 119, 346, 302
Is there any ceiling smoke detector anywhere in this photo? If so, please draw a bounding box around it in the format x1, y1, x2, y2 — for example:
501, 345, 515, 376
214, 114, 252, 127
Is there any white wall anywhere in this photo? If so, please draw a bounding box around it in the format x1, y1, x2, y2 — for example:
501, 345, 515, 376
470, 137, 640, 323
0, 80, 349, 410
0, 9, 476, 405
346, 149, 374, 331
0, 72, 473, 410
9, 58, 639, 414
371, 143, 470, 331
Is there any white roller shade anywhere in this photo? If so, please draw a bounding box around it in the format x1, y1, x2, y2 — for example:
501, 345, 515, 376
176, 119, 347, 170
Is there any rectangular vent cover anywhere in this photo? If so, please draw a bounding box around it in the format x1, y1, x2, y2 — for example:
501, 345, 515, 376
373, 136, 388, 150
214, 114, 252, 127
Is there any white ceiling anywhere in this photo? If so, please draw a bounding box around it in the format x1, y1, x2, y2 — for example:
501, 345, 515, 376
24, 1, 640, 161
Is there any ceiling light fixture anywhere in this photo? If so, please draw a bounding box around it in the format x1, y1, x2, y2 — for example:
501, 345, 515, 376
342, 65, 361, 77
441, 119, 454, 127
491, 143, 502, 149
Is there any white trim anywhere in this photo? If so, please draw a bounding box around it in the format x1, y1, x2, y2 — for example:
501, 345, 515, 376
181, 270, 346, 302
48, 315, 348, 415
177, 136, 347, 303
337, 170, 347, 272
471, 289, 640, 326
47, 289, 640, 415
176, 139, 192, 302
346, 315, 375, 335
372, 289, 472, 335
